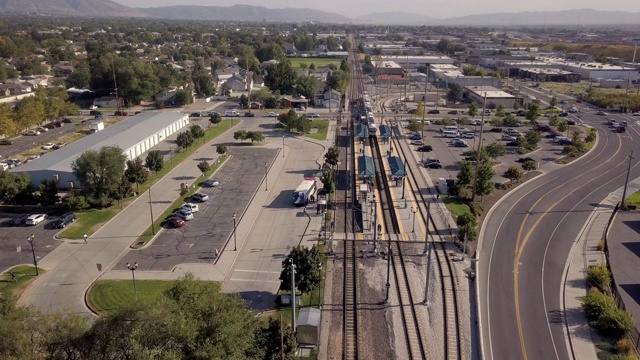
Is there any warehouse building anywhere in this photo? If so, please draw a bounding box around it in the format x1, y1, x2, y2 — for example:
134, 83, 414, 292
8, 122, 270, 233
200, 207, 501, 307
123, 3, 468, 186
10, 111, 190, 189
466, 86, 519, 108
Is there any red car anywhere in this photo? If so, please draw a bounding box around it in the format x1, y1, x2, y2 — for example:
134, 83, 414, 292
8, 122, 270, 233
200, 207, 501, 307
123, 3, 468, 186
167, 217, 185, 228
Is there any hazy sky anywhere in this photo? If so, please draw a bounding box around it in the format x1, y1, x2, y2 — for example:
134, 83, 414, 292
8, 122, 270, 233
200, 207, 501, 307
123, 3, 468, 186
114, 0, 638, 18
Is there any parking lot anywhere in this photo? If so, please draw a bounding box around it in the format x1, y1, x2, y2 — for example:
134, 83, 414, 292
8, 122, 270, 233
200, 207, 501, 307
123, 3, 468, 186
115, 147, 280, 271
0, 213, 69, 271
397, 118, 587, 184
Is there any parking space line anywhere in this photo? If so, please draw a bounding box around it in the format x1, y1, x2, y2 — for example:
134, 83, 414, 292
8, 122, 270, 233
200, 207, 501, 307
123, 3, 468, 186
233, 269, 281, 274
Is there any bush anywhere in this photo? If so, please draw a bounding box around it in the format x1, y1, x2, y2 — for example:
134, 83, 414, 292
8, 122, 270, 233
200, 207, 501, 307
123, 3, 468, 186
468, 201, 483, 217
456, 212, 477, 227
582, 288, 616, 323
582, 288, 635, 339
587, 264, 611, 292
66, 191, 90, 211
616, 338, 633, 355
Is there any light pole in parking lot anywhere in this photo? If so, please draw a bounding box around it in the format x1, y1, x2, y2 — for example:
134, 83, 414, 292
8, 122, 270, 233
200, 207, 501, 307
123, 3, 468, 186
126, 262, 138, 298
264, 163, 268, 191
282, 135, 285, 158
232, 212, 237, 251
411, 207, 417, 233
27, 234, 38, 276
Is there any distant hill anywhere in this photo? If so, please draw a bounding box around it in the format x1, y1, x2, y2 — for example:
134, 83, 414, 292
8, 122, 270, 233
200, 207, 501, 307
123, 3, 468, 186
139, 4, 350, 23
355, 11, 433, 25
0, 0, 149, 17
437, 9, 640, 26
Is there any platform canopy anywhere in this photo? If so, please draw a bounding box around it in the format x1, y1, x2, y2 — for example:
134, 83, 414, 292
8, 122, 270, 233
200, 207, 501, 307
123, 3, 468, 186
355, 123, 369, 137
388, 156, 406, 177
378, 124, 392, 137
358, 155, 374, 178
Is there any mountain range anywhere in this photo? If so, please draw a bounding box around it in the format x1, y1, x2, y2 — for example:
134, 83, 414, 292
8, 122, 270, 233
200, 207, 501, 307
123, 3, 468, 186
0, 0, 639, 26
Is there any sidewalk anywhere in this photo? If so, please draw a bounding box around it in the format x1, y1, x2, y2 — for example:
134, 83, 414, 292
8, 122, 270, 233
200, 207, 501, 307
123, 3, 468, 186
18, 118, 241, 314
562, 178, 640, 359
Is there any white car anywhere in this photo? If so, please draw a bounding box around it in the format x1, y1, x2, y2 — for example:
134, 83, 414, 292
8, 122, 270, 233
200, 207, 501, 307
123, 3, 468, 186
423, 120, 431, 125
411, 140, 424, 146
268, 112, 279, 117
36, 127, 48, 132
42, 143, 55, 150
307, 113, 320, 118
25, 130, 40, 136
174, 209, 194, 221
203, 179, 219, 187
633, 112, 640, 116
191, 193, 209, 202
461, 132, 475, 139
26, 214, 48, 225
181, 203, 199, 213
90, 105, 98, 110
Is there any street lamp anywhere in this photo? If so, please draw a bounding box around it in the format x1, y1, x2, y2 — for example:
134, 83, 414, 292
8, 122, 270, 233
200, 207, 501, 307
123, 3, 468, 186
411, 207, 417, 233
27, 234, 38, 276
264, 162, 268, 191
282, 135, 285, 158
126, 262, 138, 297
232, 212, 237, 251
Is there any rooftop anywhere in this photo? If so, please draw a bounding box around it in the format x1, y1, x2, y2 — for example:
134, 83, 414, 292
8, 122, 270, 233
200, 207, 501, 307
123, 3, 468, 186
466, 86, 515, 99
12, 111, 187, 174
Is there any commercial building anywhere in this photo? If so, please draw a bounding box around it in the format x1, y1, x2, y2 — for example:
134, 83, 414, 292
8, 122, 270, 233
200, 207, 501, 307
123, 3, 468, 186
10, 111, 190, 188
465, 86, 519, 108
430, 64, 502, 88
379, 55, 455, 71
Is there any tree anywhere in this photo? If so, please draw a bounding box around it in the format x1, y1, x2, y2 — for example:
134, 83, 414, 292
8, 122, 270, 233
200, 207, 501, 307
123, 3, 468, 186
324, 146, 340, 168
415, 102, 425, 118
320, 169, 336, 195
239, 94, 249, 108
503, 166, 523, 183
174, 89, 193, 106
295, 115, 311, 134
71, 146, 127, 208
295, 75, 318, 101
549, 96, 558, 108
247, 131, 265, 143
233, 129, 249, 142
468, 102, 479, 117
176, 131, 194, 149
145, 150, 164, 175
525, 101, 540, 122
447, 83, 463, 102
279, 245, 322, 294
523, 130, 541, 150
522, 160, 537, 173
407, 120, 423, 133
484, 142, 505, 160
571, 130, 582, 143
197, 160, 210, 177
456, 161, 474, 196
264, 61, 297, 94
190, 124, 205, 140
257, 317, 298, 360
38, 179, 58, 206
557, 120, 568, 135
112, 175, 133, 208
209, 112, 222, 127
475, 162, 494, 199
456, 212, 477, 242
548, 114, 560, 127
495, 104, 505, 117
124, 158, 149, 192
216, 144, 228, 155
364, 54, 372, 66
277, 109, 298, 130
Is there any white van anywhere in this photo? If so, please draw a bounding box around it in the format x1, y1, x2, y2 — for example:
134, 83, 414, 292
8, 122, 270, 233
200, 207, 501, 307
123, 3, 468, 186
440, 126, 458, 133
442, 130, 459, 138
224, 110, 239, 117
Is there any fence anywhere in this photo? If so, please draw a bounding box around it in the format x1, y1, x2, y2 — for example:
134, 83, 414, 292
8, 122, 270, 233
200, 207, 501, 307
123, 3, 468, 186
602, 203, 640, 351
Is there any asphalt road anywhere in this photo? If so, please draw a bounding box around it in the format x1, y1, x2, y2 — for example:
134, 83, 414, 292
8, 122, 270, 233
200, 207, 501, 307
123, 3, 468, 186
116, 147, 279, 271
479, 96, 640, 359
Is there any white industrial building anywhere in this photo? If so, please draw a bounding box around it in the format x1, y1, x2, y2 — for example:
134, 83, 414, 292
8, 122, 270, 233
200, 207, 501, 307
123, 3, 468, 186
379, 55, 455, 71
430, 64, 502, 88
466, 86, 518, 108
11, 111, 190, 188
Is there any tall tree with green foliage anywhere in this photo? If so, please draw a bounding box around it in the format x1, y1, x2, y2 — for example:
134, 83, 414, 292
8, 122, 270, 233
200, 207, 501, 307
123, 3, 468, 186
475, 162, 495, 199
320, 169, 336, 195
176, 131, 195, 149
145, 150, 164, 175
503, 166, 523, 183
484, 142, 505, 160
174, 89, 193, 106
197, 160, 210, 177
456, 161, 475, 196
256, 317, 298, 360
324, 145, 340, 169
38, 179, 58, 206
189, 124, 205, 140
495, 104, 506, 117
264, 60, 297, 94
295, 75, 318, 101
447, 83, 463, 102
468, 101, 479, 117
279, 245, 322, 294
124, 157, 149, 191
525, 101, 540, 122
71, 146, 127, 208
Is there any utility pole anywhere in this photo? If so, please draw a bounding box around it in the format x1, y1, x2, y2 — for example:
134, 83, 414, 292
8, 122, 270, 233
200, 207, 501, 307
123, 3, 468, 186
420, 67, 429, 145
423, 242, 432, 304
471, 93, 487, 202
385, 240, 392, 303
148, 187, 155, 235
621, 151, 634, 209
280, 314, 285, 360
289, 260, 297, 332
112, 60, 120, 113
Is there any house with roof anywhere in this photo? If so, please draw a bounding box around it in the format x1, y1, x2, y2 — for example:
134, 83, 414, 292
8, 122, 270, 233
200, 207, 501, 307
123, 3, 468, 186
284, 42, 297, 55
253, 75, 265, 89
155, 90, 179, 107
93, 96, 124, 108
310, 66, 334, 82
224, 72, 253, 93
280, 95, 308, 109
53, 62, 74, 76
315, 89, 341, 109
0, 83, 32, 95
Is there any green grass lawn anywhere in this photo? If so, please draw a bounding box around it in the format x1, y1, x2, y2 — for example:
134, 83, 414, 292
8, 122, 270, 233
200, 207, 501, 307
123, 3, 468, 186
585, 128, 597, 151
304, 120, 329, 141
133, 155, 229, 248
288, 57, 341, 69
87, 280, 178, 314
626, 190, 640, 205
441, 195, 471, 218
59, 120, 238, 240
0, 265, 44, 296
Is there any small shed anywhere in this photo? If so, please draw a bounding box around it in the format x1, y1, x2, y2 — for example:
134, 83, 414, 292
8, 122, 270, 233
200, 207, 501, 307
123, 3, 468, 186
297, 307, 321, 347
90, 120, 104, 133
388, 156, 406, 177
355, 123, 369, 138
358, 155, 374, 179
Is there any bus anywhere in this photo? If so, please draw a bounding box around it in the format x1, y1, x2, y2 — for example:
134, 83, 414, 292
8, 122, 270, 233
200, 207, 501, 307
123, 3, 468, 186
293, 178, 317, 207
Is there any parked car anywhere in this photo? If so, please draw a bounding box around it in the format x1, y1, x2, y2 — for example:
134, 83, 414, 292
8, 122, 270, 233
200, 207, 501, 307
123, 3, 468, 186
114, 111, 129, 116
90, 110, 102, 116
409, 134, 422, 140
225, 110, 239, 117
0, 162, 9, 171
554, 136, 570, 143
6, 159, 21, 167
53, 212, 76, 229
461, 132, 475, 139
62, 118, 73, 123
268, 112, 279, 117
26, 155, 40, 162
53, 142, 66, 149
25, 130, 40, 136
191, 192, 209, 202
190, 112, 202, 117
596, 111, 608, 115
12, 214, 29, 226
502, 135, 516, 141
307, 113, 320, 118
89, 105, 98, 110
423, 120, 431, 125
174, 209, 194, 221
534, 125, 552, 132
244, 112, 256, 117
559, 112, 569, 117
558, 138, 573, 145
452, 139, 468, 147
0, 139, 13, 145
545, 133, 559, 139
490, 127, 503, 133
42, 143, 55, 150
423, 159, 442, 169
427, 109, 440, 114
25, 214, 48, 225
516, 110, 527, 117
203, 179, 220, 187
447, 110, 459, 115
616, 126, 626, 133
181, 203, 199, 213
36, 127, 48, 133
411, 140, 424, 146
516, 157, 535, 163
53, 121, 63, 127
567, 120, 576, 125
505, 141, 520, 147
416, 145, 433, 152
167, 217, 186, 228
633, 112, 640, 116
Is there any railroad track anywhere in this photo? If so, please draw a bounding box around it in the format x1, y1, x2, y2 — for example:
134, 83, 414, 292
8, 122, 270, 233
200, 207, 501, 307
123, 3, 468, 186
390, 122, 463, 360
